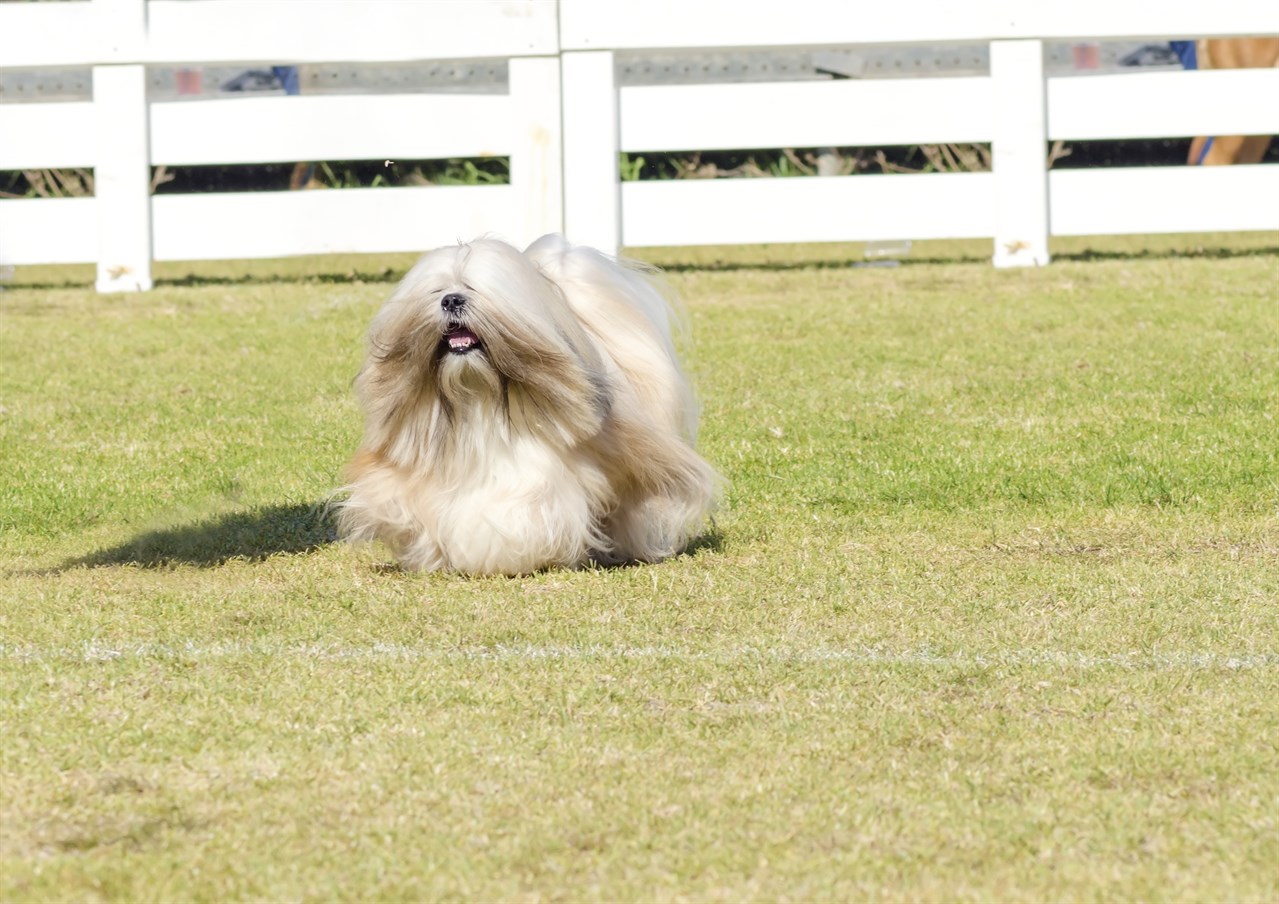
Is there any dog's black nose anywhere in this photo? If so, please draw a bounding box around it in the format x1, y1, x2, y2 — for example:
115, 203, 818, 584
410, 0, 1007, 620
441, 293, 466, 314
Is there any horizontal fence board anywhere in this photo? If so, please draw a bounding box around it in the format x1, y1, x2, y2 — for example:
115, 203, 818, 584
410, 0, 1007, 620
1048, 69, 1279, 140
621, 173, 994, 246
146, 0, 558, 66
1003, 1, 1279, 42
9, 0, 1275, 67
151, 185, 515, 260
151, 94, 514, 166
0, 3, 101, 70
2, 94, 516, 171
2, 0, 559, 69
0, 198, 95, 265
561, 0, 1279, 51
621, 78, 993, 152
0, 103, 95, 170
16, 70, 1276, 173
13, 169, 1271, 264
1049, 165, 1279, 235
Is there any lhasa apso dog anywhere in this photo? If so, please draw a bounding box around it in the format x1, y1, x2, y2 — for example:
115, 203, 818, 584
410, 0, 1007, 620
336, 234, 719, 575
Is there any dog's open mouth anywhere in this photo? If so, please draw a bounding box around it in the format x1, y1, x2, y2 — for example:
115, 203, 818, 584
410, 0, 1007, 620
442, 325, 482, 355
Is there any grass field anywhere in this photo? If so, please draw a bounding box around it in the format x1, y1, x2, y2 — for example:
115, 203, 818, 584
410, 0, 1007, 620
2, 233, 1277, 901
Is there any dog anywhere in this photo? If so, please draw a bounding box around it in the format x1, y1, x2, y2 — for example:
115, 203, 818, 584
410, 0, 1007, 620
336, 234, 719, 575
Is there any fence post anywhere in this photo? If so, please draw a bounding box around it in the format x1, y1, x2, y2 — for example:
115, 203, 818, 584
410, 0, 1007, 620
508, 56, 564, 248
561, 50, 621, 253
990, 39, 1050, 268
93, 0, 152, 291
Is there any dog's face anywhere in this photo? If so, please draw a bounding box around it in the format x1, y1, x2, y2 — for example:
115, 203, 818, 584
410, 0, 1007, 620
357, 239, 611, 462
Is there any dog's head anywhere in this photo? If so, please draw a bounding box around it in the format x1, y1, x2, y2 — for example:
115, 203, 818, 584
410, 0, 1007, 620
356, 239, 611, 461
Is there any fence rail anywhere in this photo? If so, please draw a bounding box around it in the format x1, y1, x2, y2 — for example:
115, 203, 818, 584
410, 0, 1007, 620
1, 0, 1277, 290
0, 0, 560, 68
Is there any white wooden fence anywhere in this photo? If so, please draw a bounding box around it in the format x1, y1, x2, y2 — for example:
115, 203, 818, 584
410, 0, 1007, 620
1, 0, 1276, 291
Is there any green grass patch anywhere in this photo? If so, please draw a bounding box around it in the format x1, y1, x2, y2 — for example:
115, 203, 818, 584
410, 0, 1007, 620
2, 234, 1277, 901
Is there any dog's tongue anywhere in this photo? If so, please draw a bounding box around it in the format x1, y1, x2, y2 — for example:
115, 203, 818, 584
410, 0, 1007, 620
446, 328, 479, 350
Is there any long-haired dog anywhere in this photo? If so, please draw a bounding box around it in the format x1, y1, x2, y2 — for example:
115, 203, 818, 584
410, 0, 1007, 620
336, 234, 719, 575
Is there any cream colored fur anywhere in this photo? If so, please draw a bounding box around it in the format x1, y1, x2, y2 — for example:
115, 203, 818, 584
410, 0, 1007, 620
336, 234, 719, 575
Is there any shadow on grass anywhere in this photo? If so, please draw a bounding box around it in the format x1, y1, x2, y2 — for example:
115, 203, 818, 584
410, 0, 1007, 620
68, 502, 337, 569
154, 268, 408, 288
9, 244, 1275, 290
62, 505, 720, 573
682, 526, 724, 558
584, 525, 724, 572
654, 243, 1279, 273
6, 269, 408, 292
1053, 245, 1279, 263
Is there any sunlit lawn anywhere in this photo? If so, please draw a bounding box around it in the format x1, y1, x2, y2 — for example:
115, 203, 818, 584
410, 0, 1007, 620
2, 232, 1276, 901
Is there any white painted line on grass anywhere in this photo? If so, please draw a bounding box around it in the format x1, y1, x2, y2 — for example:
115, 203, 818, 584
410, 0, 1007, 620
1, 641, 1275, 670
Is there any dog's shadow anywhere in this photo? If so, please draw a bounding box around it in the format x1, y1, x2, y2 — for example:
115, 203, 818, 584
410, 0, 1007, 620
67, 502, 337, 569
680, 528, 724, 558
586, 526, 724, 571
62, 505, 721, 572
